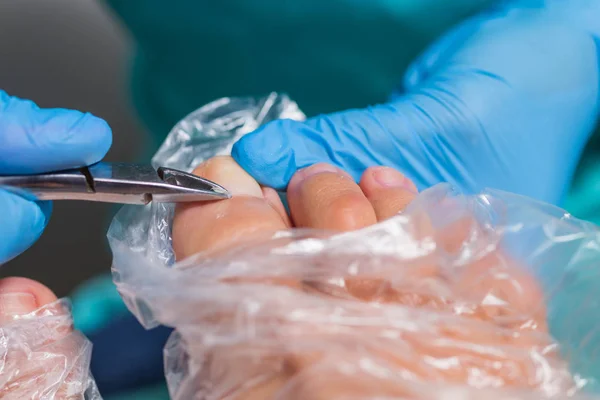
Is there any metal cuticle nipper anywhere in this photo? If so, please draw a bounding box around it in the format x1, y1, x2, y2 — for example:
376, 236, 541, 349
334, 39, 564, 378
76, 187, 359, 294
0, 162, 231, 205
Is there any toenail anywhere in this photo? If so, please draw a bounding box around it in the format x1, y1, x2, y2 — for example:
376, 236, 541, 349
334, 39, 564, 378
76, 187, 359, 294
372, 167, 412, 189
0, 292, 37, 318
212, 161, 263, 197
288, 164, 352, 193
301, 163, 340, 179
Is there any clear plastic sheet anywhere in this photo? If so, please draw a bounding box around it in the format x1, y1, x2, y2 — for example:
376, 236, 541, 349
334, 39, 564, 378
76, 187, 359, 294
109, 93, 600, 399
0, 299, 100, 399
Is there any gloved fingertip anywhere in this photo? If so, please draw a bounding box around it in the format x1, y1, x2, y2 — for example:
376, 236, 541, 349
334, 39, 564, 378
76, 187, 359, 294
0, 191, 51, 264
232, 119, 300, 190
0, 96, 114, 174
37, 200, 53, 223
58, 111, 113, 166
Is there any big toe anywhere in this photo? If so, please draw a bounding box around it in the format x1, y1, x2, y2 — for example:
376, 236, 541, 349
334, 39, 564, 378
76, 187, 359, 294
0, 277, 57, 322
0, 277, 96, 399
173, 156, 289, 259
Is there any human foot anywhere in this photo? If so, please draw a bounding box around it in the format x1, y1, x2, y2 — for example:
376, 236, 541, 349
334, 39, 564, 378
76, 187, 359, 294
172, 157, 542, 321
0, 277, 95, 399
173, 156, 418, 257
171, 157, 564, 398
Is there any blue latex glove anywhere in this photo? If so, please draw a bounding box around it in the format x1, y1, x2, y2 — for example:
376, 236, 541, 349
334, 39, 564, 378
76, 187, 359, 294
0, 90, 112, 263
232, 0, 600, 205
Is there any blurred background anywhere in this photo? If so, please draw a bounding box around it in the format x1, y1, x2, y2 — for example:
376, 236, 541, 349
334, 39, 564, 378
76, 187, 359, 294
0, 0, 145, 296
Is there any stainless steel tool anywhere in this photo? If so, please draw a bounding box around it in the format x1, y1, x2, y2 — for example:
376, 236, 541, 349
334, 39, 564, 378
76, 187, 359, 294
0, 162, 231, 205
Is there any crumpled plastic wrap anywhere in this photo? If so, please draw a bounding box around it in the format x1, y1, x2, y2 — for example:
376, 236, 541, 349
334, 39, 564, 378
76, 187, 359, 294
109, 93, 600, 399
0, 299, 100, 399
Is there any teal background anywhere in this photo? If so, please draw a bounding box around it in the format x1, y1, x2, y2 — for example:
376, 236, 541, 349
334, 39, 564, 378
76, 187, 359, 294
106, 0, 493, 138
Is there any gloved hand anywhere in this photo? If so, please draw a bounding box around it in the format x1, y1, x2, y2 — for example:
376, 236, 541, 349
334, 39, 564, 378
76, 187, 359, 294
0, 90, 112, 264
232, 0, 600, 205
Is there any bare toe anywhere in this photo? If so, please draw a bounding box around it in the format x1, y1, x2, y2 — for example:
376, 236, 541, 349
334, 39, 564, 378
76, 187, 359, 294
359, 166, 417, 221
173, 156, 289, 259
287, 163, 376, 231
0, 277, 57, 321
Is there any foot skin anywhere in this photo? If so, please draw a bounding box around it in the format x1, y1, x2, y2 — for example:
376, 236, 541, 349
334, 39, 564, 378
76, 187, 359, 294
173, 157, 418, 257
0, 277, 95, 399
0, 159, 558, 398
172, 157, 566, 399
